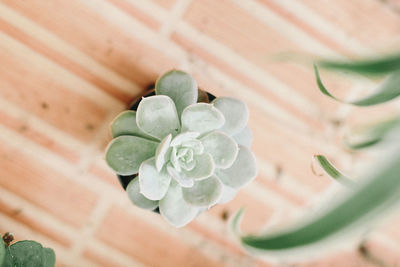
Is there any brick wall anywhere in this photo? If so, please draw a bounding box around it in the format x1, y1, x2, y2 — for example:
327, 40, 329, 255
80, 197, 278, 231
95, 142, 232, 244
0, 0, 399, 266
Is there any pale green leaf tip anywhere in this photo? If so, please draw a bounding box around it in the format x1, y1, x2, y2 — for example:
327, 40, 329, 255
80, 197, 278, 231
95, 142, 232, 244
343, 117, 400, 150
316, 52, 400, 75
315, 60, 400, 106
312, 154, 355, 187
155, 69, 198, 116
230, 207, 246, 238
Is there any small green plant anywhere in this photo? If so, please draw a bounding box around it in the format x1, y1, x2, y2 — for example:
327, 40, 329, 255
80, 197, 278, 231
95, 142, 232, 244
105, 70, 257, 227
232, 53, 400, 258
0, 232, 55, 267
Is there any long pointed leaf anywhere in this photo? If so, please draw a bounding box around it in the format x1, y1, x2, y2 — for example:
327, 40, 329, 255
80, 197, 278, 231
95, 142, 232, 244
344, 117, 400, 150
317, 53, 400, 75
232, 131, 400, 254
315, 65, 400, 106
313, 155, 355, 187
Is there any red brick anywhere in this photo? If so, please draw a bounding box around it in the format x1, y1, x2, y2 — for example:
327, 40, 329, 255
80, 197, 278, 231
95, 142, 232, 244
298, 0, 400, 50
295, 244, 400, 267
188, 220, 275, 267
107, 0, 161, 30
250, 112, 332, 192
0, 43, 108, 143
0, 140, 98, 228
188, 221, 246, 256
381, 215, 400, 243
361, 241, 400, 266
0, 18, 133, 103
4, 0, 179, 89
208, 190, 273, 234
0, 199, 72, 247
55, 262, 69, 267
171, 33, 325, 131
88, 160, 122, 189
151, 0, 177, 9
83, 248, 127, 267
183, 0, 350, 115
0, 110, 80, 163
255, 176, 306, 205
295, 250, 373, 267
96, 205, 223, 267
255, 0, 354, 56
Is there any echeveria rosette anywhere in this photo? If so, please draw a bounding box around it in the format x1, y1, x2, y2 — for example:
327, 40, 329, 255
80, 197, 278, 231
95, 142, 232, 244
105, 70, 257, 227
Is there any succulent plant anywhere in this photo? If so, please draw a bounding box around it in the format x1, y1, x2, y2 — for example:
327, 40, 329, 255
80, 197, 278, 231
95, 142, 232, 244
105, 70, 257, 227
1, 232, 55, 267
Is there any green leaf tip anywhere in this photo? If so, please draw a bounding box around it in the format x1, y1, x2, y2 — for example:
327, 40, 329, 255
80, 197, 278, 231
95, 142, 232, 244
343, 117, 400, 150
317, 52, 400, 75
105, 135, 158, 176
314, 65, 400, 106
313, 155, 355, 187
230, 208, 246, 238
110, 110, 156, 140
155, 70, 198, 116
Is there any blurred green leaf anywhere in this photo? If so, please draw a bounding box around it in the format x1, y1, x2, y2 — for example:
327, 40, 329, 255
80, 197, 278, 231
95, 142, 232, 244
232, 133, 400, 253
2, 240, 55, 267
313, 155, 355, 187
317, 53, 400, 75
315, 65, 400, 106
42, 248, 56, 267
344, 117, 400, 150
0, 240, 4, 266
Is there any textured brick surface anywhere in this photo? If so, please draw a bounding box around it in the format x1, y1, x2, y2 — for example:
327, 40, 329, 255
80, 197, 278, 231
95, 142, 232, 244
0, 0, 399, 266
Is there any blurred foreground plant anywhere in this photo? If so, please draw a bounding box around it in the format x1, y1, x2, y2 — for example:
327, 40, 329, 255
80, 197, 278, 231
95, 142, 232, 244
0, 232, 55, 267
232, 53, 400, 258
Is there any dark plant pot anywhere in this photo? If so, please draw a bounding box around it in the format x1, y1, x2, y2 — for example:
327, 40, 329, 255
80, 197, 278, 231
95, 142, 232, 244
116, 86, 216, 212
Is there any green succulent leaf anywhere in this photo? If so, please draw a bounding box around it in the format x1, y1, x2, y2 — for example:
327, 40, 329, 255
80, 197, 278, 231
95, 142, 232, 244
136, 95, 181, 140
182, 175, 223, 207
213, 97, 249, 135
139, 157, 172, 200
216, 145, 257, 188
313, 155, 355, 187
155, 70, 198, 116
344, 117, 400, 150
316, 53, 400, 75
181, 153, 215, 181
110, 110, 155, 140
105, 136, 158, 176
219, 185, 238, 204
201, 131, 239, 169
126, 178, 159, 210
167, 164, 194, 188
155, 134, 172, 172
232, 135, 400, 254
0, 239, 5, 266
233, 126, 253, 148
2, 240, 55, 267
181, 103, 225, 134
170, 132, 200, 147
159, 181, 199, 228
42, 248, 56, 267
314, 65, 400, 106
